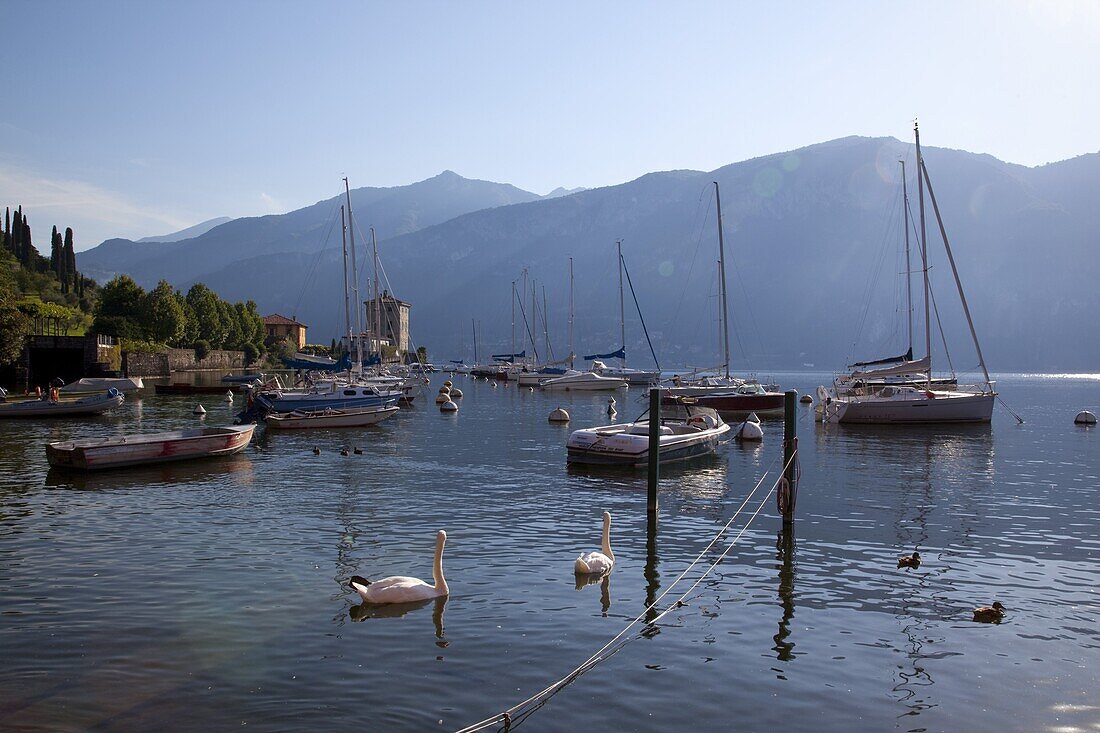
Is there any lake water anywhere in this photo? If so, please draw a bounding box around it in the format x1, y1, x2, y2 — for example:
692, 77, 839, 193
1, 373, 1097, 732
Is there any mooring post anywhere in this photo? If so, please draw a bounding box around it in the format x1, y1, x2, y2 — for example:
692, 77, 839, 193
647, 387, 660, 516
782, 390, 798, 524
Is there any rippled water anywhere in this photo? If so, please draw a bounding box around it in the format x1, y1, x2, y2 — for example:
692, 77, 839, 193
0, 373, 1097, 732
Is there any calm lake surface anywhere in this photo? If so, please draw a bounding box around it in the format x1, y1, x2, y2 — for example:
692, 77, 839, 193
1, 373, 1097, 732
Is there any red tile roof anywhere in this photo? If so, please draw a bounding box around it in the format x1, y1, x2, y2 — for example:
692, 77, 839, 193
262, 314, 307, 327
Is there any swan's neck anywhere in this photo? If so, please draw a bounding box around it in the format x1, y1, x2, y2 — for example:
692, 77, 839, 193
433, 535, 448, 595
601, 518, 614, 562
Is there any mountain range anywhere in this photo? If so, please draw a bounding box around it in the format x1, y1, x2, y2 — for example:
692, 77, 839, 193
78, 137, 1100, 372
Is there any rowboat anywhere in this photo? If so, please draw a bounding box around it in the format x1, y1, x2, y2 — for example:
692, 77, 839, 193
264, 405, 400, 429
0, 390, 125, 418
566, 405, 730, 467
45, 425, 255, 470
60, 377, 144, 394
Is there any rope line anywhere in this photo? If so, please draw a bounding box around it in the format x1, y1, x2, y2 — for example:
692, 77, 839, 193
453, 450, 797, 733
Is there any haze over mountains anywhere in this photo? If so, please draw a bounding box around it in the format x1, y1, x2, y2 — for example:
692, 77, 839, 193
79, 137, 1100, 372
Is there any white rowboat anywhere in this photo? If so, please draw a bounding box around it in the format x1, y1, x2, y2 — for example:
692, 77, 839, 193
264, 405, 400, 429
0, 391, 125, 418
60, 377, 144, 394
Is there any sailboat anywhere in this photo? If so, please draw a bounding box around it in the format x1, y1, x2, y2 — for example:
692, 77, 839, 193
820, 123, 995, 424
587, 240, 661, 385
661, 182, 785, 418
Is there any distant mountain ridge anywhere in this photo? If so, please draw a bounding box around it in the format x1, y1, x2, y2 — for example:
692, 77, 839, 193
78, 138, 1100, 370
137, 217, 233, 243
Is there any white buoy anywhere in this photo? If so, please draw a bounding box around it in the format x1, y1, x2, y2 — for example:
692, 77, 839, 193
450, 387, 463, 398
440, 399, 458, 412
736, 420, 764, 441
528, 386, 534, 392
439, 385, 451, 395
746, 412, 761, 424
193, 404, 206, 415
800, 394, 813, 404
224, 390, 234, 402
444, 380, 453, 388
1075, 410, 1097, 425
549, 407, 570, 423
435, 393, 450, 404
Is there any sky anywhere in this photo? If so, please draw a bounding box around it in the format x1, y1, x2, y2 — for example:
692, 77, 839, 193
3, 0, 1098, 250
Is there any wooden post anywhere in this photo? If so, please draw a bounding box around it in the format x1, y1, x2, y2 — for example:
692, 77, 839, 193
647, 387, 660, 516
782, 390, 798, 524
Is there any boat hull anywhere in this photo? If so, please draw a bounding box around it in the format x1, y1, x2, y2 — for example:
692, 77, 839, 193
566, 422, 730, 467
264, 406, 400, 429
662, 390, 785, 418
834, 392, 995, 424
539, 373, 628, 391
60, 377, 144, 394
0, 393, 125, 418
45, 425, 255, 470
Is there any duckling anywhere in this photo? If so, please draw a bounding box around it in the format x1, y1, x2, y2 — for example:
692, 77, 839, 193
897, 551, 921, 569
973, 601, 1005, 623
353, 446, 363, 455
340, 447, 350, 456
312, 447, 321, 455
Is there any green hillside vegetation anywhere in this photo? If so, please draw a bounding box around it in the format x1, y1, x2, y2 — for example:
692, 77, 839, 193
93, 276, 267, 364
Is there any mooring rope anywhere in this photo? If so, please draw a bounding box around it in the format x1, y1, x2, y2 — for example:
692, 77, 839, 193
454, 450, 797, 733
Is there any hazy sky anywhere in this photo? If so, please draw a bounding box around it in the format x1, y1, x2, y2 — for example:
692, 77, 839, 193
3, 1, 1098, 249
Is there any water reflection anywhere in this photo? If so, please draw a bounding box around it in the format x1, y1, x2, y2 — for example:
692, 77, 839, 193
42, 454, 255, 491
350, 596, 449, 646
772, 525, 796, 662
574, 572, 611, 616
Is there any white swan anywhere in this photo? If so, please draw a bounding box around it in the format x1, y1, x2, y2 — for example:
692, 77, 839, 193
574, 511, 614, 575
349, 530, 449, 604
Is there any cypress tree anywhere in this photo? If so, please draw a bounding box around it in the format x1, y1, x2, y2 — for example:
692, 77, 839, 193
11, 211, 21, 262
50, 225, 60, 275
3, 207, 8, 253
64, 228, 76, 289
22, 218, 33, 268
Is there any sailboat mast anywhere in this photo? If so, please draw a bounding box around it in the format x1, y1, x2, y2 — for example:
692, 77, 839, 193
542, 285, 550, 360
914, 123, 932, 389
343, 178, 364, 372
900, 160, 914, 356
339, 205, 352, 360
714, 181, 732, 379
371, 227, 380, 363
617, 239, 626, 368
531, 278, 537, 366
511, 280, 516, 366
568, 257, 575, 369
472, 318, 477, 365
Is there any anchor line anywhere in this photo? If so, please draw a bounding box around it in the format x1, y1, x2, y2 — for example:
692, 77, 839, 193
454, 450, 798, 733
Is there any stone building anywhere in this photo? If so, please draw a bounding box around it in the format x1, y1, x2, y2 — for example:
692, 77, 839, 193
364, 291, 411, 359
263, 314, 308, 349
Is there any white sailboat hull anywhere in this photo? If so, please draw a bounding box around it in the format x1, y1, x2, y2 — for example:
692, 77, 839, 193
831, 390, 994, 424
539, 372, 628, 391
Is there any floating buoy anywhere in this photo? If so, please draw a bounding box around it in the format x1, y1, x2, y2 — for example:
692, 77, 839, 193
746, 412, 761, 424
528, 386, 534, 392
439, 386, 451, 395
1075, 410, 1097, 425
444, 380, 453, 388
224, 390, 235, 402
435, 393, 450, 404
440, 399, 458, 412
800, 394, 813, 404
549, 407, 570, 423
736, 420, 764, 441
450, 388, 463, 398
193, 404, 206, 415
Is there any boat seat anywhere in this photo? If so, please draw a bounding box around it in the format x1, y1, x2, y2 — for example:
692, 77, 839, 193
628, 424, 674, 436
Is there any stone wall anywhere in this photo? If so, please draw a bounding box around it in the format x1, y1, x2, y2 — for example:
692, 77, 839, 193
123, 348, 246, 377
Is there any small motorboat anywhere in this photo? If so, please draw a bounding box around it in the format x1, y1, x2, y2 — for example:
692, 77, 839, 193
0, 389, 125, 418
221, 373, 265, 384
45, 425, 256, 470
264, 405, 400, 429
566, 404, 730, 467
539, 370, 628, 392
60, 377, 144, 394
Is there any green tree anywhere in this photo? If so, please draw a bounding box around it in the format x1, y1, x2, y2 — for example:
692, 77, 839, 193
185, 283, 225, 347
175, 291, 199, 347
145, 280, 185, 343
92, 274, 146, 337
0, 274, 31, 365
63, 228, 75, 291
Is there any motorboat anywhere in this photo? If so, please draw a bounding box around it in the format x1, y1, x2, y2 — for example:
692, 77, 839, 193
264, 405, 400, 429
221, 373, 265, 384
59, 377, 144, 394
539, 369, 627, 391
663, 381, 785, 418
45, 425, 255, 470
0, 389, 125, 418
567, 404, 730, 467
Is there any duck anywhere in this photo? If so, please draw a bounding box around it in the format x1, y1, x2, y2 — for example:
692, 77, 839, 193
349, 531, 449, 604
353, 447, 363, 455
574, 511, 615, 575
340, 447, 350, 456
973, 601, 1005, 623
897, 551, 921, 569
312, 447, 321, 455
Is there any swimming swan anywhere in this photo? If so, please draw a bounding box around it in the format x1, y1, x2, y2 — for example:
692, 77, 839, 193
575, 511, 614, 575
349, 530, 449, 604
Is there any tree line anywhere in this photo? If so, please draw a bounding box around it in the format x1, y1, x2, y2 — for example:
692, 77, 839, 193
93, 275, 267, 363
4, 206, 90, 297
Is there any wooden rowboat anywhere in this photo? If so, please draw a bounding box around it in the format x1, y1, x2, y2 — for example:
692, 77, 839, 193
264, 405, 400, 429
45, 425, 255, 470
